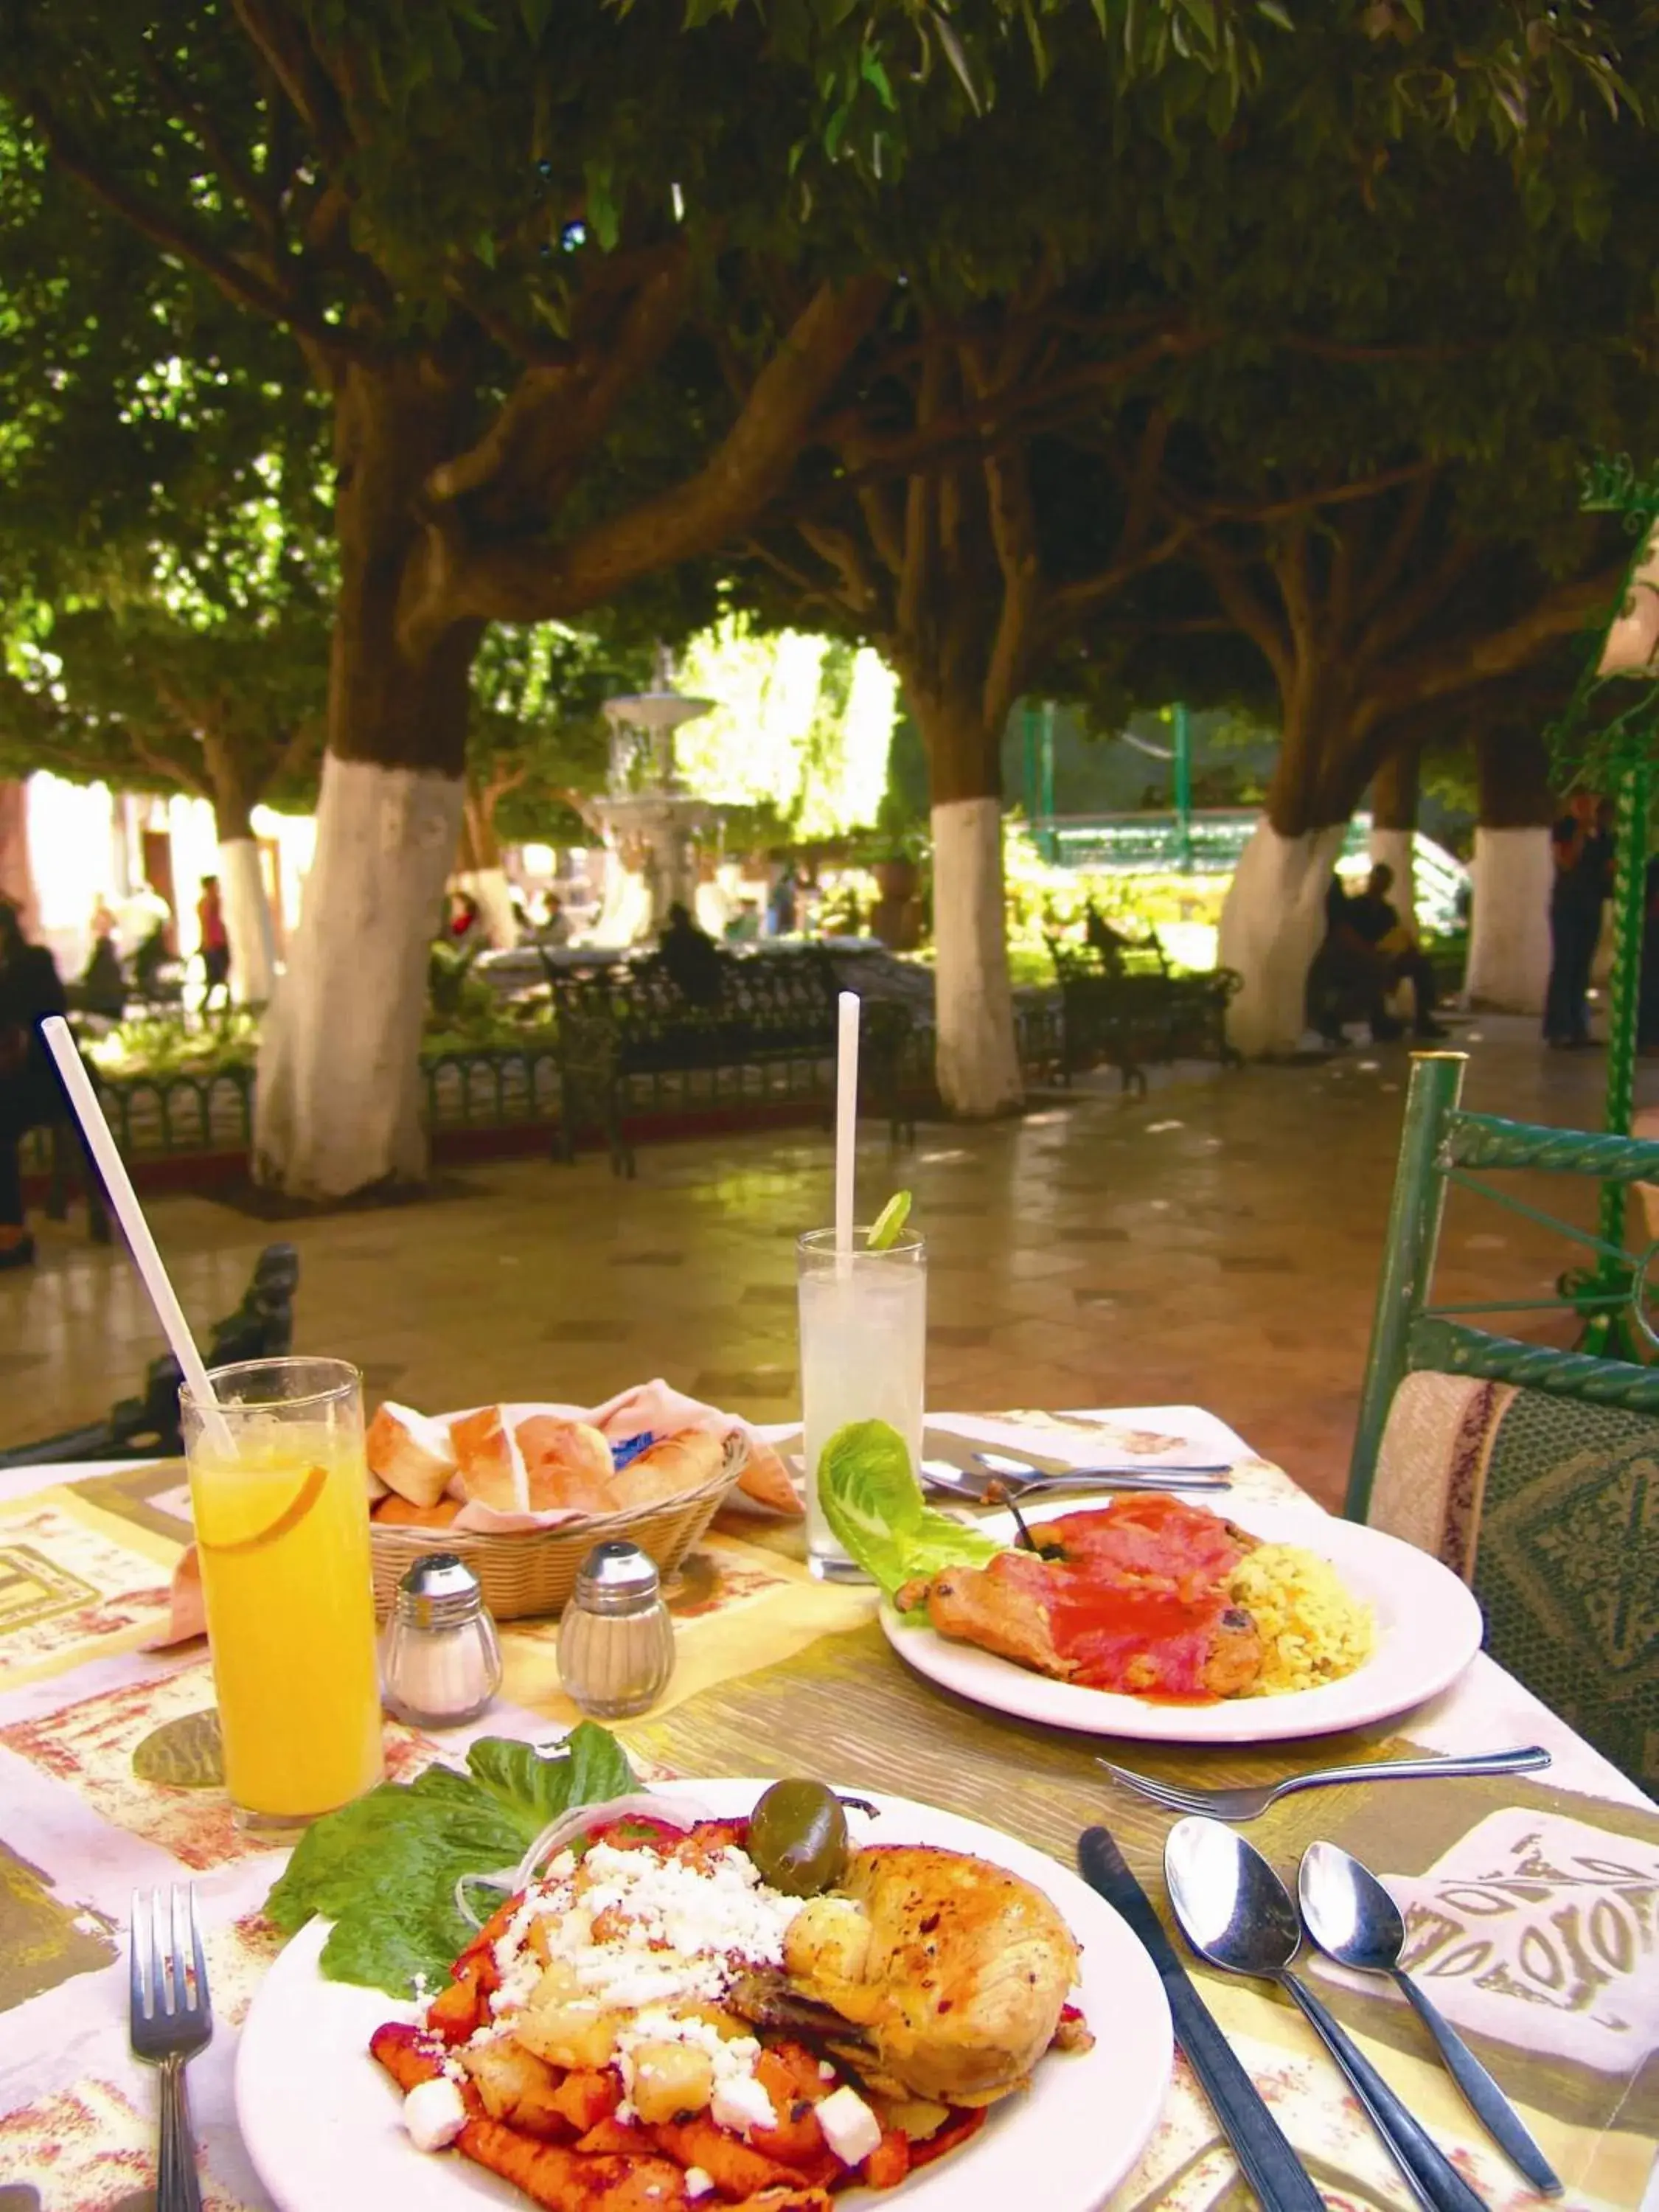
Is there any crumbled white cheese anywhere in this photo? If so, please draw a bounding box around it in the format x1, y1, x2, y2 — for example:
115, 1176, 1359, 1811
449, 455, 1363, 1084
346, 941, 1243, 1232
456, 1829, 801, 2126
711, 2069, 779, 2140
818, 2059, 837, 2081
616, 2008, 776, 2137
684, 2169, 714, 2199
488, 1838, 799, 2023
816, 2084, 883, 2168
403, 2076, 468, 2153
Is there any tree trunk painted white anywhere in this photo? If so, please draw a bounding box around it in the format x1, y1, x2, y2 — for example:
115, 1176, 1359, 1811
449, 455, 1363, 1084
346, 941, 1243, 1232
931, 796, 1023, 1116
1465, 827, 1552, 1013
1218, 818, 1348, 1056
254, 756, 464, 1198
1366, 826, 1417, 931
218, 835, 277, 1006
456, 864, 518, 947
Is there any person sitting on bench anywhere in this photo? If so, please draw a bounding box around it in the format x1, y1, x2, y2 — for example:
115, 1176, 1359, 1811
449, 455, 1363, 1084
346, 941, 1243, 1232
1344, 863, 1447, 1041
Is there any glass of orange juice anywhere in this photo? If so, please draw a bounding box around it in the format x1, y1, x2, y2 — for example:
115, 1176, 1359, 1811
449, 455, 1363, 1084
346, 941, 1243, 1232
181, 1357, 384, 1833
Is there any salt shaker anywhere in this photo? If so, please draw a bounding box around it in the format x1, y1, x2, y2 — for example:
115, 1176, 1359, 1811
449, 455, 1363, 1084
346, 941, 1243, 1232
380, 1553, 503, 1728
557, 1541, 675, 1719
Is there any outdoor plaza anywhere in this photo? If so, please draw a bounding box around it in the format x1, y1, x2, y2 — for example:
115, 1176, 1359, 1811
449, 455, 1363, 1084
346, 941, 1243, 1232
7, 7, 1659, 2212
0, 1018, 1631, 1499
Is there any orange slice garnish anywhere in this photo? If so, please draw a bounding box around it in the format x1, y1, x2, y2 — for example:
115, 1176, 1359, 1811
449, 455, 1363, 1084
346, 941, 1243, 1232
195, 1464, 327, 1554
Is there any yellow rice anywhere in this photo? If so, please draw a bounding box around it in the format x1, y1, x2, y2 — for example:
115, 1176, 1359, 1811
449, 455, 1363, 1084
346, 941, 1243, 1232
1226, 1543, 1375, 1695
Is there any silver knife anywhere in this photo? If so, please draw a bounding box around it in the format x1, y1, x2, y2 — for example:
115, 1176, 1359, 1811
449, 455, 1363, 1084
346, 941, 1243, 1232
1078, 1828, 1326, 2212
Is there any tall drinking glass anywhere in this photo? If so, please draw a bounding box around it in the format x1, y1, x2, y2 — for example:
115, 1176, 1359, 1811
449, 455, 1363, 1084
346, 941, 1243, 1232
797, 1228, 926, 1581
181, 1357, 384, 1833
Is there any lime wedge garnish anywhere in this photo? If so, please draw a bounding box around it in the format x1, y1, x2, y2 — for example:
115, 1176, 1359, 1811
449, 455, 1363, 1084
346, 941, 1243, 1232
868, 1190, 912, 1250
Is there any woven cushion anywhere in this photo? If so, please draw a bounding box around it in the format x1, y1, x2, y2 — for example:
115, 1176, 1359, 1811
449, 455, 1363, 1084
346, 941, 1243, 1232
1368, 1371, 1515, 1579
1372, 1375, 1659, 1792
1474, 1389, 1659, 1792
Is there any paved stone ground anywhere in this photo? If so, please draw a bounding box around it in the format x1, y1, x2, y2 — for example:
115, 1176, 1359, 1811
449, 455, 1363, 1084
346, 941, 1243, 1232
3, 1017, 1651, 1508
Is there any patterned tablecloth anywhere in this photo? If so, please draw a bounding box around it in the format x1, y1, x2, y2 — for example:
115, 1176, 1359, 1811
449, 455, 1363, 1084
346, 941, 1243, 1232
0, 1403, 1655, 2212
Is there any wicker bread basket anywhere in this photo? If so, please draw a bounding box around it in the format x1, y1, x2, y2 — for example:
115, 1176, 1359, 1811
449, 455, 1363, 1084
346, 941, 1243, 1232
369, 1433, 746, 1624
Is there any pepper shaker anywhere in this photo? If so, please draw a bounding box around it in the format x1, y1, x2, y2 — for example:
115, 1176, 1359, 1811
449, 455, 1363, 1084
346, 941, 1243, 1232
557, 1541, 675, 1719
380, 1553, 503, 1728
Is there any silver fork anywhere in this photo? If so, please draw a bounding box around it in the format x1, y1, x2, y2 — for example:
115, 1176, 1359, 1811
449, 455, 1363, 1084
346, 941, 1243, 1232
1097, 1746, 1551, 1823
130, 1885, 212, 2212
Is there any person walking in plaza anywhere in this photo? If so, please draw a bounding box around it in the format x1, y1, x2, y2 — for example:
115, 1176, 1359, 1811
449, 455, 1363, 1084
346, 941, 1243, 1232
0, 900, 69, 1269
766, 863, 798, 937
1543, 792, 1613, 1048
198, 873, 231, 1010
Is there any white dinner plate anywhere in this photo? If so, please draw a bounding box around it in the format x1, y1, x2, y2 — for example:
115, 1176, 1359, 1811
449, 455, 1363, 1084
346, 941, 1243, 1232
236, 1777, 1172, 2212
881, 1497, 1484, 1743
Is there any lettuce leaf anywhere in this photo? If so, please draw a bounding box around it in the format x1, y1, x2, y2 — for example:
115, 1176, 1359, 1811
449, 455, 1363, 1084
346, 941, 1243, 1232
817, 1419, 1004, 1599
264, 1722, 634, 1996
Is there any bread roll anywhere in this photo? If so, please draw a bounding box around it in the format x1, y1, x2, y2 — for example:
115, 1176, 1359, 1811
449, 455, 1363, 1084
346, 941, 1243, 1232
373, 1493, 462, 1528
366, 1402, 457, 1509
520, 1416, 611, 1486
736, 1435, 802, 1516
608, 1427, 727, 1511
451, 1405, 529, 1514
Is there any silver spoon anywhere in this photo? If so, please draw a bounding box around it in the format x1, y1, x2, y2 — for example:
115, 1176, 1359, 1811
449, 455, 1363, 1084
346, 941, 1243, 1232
1300, 1842, 1562, 2197
1166, 1818, 1486, 2212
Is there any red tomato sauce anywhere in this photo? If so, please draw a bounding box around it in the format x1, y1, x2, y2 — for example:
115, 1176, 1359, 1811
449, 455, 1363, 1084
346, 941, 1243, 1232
1020, 1495, 1252, 1700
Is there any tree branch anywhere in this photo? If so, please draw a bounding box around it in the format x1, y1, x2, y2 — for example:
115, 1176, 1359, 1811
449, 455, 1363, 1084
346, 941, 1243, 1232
796, 518, 887, 622
425, 246, 692, 517
230, 0, 352, 162
404, 274, 889, 642
1364, 566, 1622, 726
1193, 540, 1296, 695
1350, 469, 1439, 631
27, 90, 366, 361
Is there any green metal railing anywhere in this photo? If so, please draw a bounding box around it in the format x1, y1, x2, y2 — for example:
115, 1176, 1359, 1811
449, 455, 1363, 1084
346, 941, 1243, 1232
1345, 1051, 1659, 1522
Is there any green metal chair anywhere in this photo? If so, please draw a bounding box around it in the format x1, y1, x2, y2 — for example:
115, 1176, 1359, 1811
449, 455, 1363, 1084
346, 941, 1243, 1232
1346, 1051, 1659, 1787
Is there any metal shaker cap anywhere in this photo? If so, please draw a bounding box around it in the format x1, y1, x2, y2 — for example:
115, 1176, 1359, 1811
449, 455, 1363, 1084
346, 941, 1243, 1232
574, 1540, 661, 1614
395, 1551, 484, 1630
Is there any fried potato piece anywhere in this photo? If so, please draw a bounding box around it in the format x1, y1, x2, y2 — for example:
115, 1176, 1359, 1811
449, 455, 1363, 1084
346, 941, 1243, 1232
461, 2039, 572, 2138
515, 1995, 623, 2071
627, 2038, 716, 2124
551, 2069, 623, 2135
784, 1845, 1077, 2108
459, 2117, 690, 2212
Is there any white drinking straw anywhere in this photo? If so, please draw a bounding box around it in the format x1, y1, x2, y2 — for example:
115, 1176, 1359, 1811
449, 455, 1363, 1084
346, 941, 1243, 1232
40, 1016, 234, 1455
835, 990, 860, 1267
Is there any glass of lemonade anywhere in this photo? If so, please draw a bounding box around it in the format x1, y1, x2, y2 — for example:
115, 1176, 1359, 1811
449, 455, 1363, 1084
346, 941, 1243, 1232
181, 1357, 384, 1832
797, 1227, 926, 1581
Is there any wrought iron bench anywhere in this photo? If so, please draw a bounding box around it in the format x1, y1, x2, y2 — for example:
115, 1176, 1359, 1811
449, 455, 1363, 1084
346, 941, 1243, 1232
1044, 931, 1242, 1096
544, 947, 914, 1178
0, 1242, 300, 1468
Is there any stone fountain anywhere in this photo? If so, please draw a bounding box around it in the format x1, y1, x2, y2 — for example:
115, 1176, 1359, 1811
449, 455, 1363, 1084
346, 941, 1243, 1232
586, 684, 720, 945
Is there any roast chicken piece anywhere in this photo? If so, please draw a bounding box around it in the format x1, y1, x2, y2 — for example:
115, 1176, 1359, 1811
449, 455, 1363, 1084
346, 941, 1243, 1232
771, 1844, 1079, 2108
